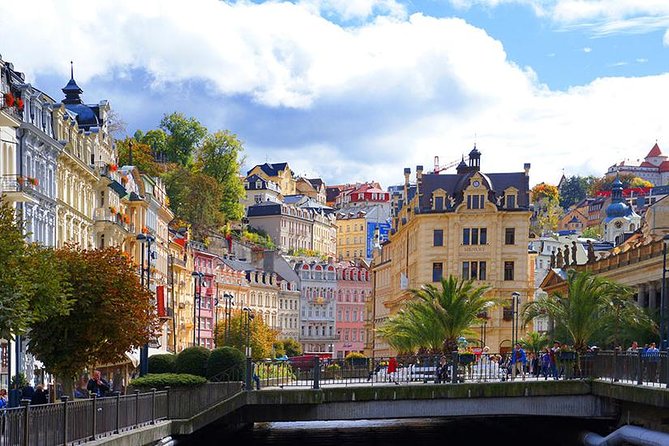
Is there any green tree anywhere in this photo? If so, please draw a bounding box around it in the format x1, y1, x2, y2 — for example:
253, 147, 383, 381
160, 112, 207, 165
0, 197, 71, 341
162, 166, 226, 237
559, 176, 594, 209
587, 174, 653, 196
531, 183, 563, 236
116, 137, 168, 177
377, 276, 499, 354
217, 310, 279, 360
28, 246, 158, 389
581, 226, 602, 239
520, 331, 549, 356
521, 270, 653, 353
282, 338, 303, 357
198, 130, 246, 221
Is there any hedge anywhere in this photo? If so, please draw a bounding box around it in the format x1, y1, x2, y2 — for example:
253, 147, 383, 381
130, 373, 206, 390
148, 354, 176, 374
206, 347, 246, 380
175, 346, 211, 377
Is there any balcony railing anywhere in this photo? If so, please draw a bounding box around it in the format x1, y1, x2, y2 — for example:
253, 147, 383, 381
94, 208, 133, 233
0, 174, 36, 193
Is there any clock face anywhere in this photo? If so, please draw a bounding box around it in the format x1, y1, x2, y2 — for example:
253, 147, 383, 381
614, 221, 622, 229
473, 180, 480, 187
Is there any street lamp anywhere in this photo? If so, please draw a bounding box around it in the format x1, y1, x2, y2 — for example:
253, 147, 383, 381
223, 292, 234, 345
191, 271, 204, 346
511, 291, 521, 351
661, 235, 669, 351
137, 232, 155, 377
242, 307, 254, 391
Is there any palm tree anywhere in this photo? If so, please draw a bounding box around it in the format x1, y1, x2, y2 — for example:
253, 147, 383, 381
522, 270, 654, 353
520, 331, 549, 356
377, 275, 499, 354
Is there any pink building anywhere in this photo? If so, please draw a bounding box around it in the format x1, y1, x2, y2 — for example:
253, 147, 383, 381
192, 244, 217, 349
334, 262, 371, 358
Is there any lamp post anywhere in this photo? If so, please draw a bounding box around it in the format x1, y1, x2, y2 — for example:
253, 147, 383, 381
223, 293, 234, 345
511, 292, 520, 351
191, 271, 204, 346
136, 233, 155, 377
213, 293, 219, 349
242, 307, 254, 391
661, 235, 669, 351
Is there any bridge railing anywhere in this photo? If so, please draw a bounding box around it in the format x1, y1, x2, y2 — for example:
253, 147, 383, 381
252, 350, 669, 389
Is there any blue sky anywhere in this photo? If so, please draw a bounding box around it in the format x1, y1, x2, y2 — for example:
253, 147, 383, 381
2, 0, 669, 188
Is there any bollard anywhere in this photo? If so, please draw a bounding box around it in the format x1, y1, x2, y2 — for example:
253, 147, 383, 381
313, 356, 321, 390
114, 391, 121, 434
61, 396, 69, 445
21, 399, 30, 446
151, 388, 157, 424
90, 395, 97, 440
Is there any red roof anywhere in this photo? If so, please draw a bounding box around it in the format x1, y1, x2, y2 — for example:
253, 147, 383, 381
646, 143, 662, 158
660, 160, 669, 172
640, 161, 655, 167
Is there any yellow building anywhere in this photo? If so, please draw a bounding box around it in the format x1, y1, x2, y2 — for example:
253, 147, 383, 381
372, 149, 535, 356
336, 212, 367, 260
247, 162, 296, 196
168, 234, 195, 352
54, 75, 115, 248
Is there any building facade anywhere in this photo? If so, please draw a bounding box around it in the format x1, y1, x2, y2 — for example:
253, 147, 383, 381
372, 149, 535, 356
607, 143, 669, 185
296, 261, 338, 355
334, 263, 370, 358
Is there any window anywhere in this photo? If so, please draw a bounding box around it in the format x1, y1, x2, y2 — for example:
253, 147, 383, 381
433, 229, 443, 246
462, 261, 486, 280
467, 194, 486, 209
434, 196, 444, 210
463, 228, 486, 245
504, 261, 514, 281
432, 262, 443, 282
505, 228, 515, 245
507, 195, 516, 208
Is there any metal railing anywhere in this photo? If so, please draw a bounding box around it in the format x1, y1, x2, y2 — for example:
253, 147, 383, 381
248, 350, 669, 389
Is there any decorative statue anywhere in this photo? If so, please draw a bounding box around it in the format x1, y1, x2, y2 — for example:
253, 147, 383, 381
550, 249, 556, 269
571, 241, 578, 266
563, 244, 570, 267
587, 240, 596, 263
556, 247, 563, 269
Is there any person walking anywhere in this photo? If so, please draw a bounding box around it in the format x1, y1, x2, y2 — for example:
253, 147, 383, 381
549, 341, 560, 379
387, 357, 399, 384
509, 343, 527, 381
30, 385, 48, 405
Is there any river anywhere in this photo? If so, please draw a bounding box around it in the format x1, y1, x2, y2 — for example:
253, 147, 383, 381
174, 417, 614, 446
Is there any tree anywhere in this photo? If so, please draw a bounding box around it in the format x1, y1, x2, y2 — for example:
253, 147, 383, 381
28, 246, 158, 386
160, 112, 207, 166
581, 226, 602, 239
216, 310, 279, 360
531, 183, 562, 236
559, 176, 594, 209
587, 174, 653, 196
282, 338, 303, 357
197, 130, 246, 221
162, 166, 226, 237
520, 331, 549, 356
377, 276, 499, 354
0, 197, 71, 341
521, 270, 653, 353
116, 137, 168, 177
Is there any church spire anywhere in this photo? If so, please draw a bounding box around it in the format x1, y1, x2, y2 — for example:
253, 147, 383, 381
62, 61, 83, 105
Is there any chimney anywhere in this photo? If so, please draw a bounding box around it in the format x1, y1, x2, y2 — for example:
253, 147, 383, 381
524, 163, 531, 176
403, 167, 411, 202
416, 165, 423, 202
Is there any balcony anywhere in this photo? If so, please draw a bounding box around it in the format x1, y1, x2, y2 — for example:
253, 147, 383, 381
0, 95, 22, 128
0, 174, 38, 204
94, 207, 132, 233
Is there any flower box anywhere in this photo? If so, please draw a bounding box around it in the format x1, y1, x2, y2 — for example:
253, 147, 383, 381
3, 92, 14, 108
28, 177, 39, 186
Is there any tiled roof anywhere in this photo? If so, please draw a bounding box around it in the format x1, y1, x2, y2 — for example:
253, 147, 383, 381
646, 143, 663, 158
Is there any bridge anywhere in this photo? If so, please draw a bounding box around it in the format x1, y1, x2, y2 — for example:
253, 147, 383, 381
0, 351, 668, 446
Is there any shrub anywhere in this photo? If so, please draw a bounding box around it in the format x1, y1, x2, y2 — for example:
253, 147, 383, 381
206, 347, 246, 380
148, 354, 176, 374
283, 338, 302, 357
345, 352, 368, 367
130, 373, 206, 390
175, 346, 211, 377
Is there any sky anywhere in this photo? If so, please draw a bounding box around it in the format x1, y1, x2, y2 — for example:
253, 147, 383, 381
1, 0, 669, 189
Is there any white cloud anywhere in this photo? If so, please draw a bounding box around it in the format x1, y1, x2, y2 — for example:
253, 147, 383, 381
1, 0, 668, 189
583, 47, 592, 53
300, 0, 406, 21
665, 29, 669, 46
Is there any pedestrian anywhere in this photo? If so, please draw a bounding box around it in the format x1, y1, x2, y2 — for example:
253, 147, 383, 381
86, 370, 110, 398
644, 342, 660, 382
22, 383, 35, 401
435, 356, 448, 383
509, 343, 527, 381
0, 389, 7, 408
30, 385, 48, 405
549, 341, 560, 379
540, 347, 551, 379
387, 357, 399, 384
